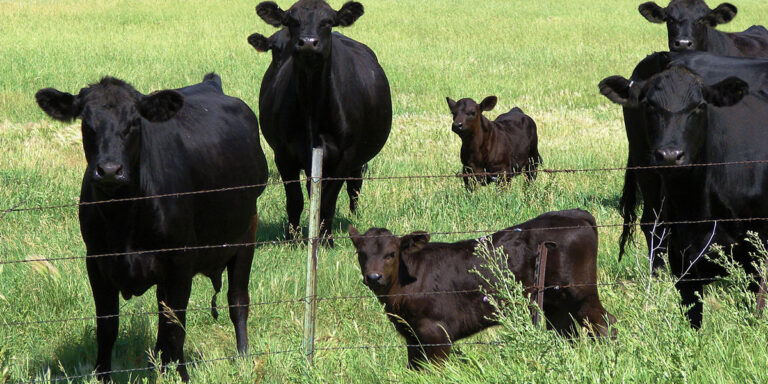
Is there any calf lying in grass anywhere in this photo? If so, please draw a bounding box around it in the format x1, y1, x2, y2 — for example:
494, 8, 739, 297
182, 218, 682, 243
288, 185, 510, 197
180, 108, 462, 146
446, 96, 542, 189
349, 209, 615, 369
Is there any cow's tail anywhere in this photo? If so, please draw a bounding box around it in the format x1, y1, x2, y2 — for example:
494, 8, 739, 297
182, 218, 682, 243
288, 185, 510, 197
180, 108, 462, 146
618, 167, 638, 261
210, 273, 223, 320
204, 72, 223, 93
525, 118, 543, 181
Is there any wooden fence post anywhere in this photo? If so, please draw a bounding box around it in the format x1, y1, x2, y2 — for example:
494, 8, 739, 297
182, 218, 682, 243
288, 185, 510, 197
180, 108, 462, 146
531, 242, 548, 328
303, 147, 323, 367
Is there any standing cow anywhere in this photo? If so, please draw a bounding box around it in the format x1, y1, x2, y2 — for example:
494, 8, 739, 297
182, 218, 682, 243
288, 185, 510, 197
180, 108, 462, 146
600, 62, 768, 328
446, 96, 542, 189
35, 74, 268, 381
249, 0, 392, 242
639, 0, 768, 56
350, 209, 615, 369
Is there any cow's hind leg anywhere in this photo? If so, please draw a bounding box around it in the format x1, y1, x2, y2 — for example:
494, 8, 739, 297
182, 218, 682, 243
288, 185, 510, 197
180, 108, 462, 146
156, 276, 193, 381
676, 280, 704, 329
227, 230, 256, 353
318, 178, 345, 245
576, 295, 617, 339
87, 258, 120, 382
406, 323, 452, 370
346, 166, 363, 214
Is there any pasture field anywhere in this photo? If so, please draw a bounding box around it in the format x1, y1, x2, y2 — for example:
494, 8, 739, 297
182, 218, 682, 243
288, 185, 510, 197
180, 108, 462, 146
3, 0, 768, 382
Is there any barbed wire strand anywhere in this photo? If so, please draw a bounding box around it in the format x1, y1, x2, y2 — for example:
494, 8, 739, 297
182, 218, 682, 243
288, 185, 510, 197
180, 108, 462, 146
3, 159, 768, 215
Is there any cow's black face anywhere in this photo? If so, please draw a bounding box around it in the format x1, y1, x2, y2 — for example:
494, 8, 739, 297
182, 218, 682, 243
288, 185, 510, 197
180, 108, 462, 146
348, 226, 429, 294
256, 1, 364, 65
446, 96, 497, 135
35, 78, 183, 194
639, 1, 737, 52
600, 69, 748, 168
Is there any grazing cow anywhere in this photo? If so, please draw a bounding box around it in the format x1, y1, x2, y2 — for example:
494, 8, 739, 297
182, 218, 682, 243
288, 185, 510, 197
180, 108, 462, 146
605, 51, 768, 268
446, 96, 542, 189
349, 209, 615, 369
600, 62, 768, 328
35, 73, 268, 381
639, 0, 768, 57
249, 0, 392, 242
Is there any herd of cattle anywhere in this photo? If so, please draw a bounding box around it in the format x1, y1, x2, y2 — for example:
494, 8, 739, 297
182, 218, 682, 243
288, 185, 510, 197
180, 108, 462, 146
28, 0, 768, 380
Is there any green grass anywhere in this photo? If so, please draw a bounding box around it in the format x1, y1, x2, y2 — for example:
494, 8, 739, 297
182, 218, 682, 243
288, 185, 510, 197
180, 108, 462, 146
2, 0, 768, 383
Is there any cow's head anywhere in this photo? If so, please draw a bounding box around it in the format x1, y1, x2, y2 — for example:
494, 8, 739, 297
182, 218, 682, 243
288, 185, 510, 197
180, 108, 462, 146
639, 0, 737, 51
348, 225, 429, 294
446, 96, 497, 136
35, 78, 183, 193
255, 0, 364, 64
599, 67, 747, 167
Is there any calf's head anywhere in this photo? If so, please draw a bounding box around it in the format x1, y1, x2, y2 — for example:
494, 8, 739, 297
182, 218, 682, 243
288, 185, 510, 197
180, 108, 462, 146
639, 0, 737, 51
255, 0, 364, 64
599, 67, 747, 167
446, 96, 497, 136
348, 225, 430, 294
35, 78, 183, 193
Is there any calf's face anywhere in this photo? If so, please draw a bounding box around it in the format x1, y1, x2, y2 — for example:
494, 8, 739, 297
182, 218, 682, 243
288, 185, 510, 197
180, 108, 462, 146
599, 68, 747, 167
348, 226, 430, 294
445, 96, 497, 135
35, 78, 183, 193
639, 0, 737, 52
255, 0, 364, 63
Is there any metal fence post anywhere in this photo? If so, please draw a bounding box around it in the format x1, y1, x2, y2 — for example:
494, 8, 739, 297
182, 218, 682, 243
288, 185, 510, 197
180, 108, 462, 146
531, 242, 548, 328
303, 147, 323, 367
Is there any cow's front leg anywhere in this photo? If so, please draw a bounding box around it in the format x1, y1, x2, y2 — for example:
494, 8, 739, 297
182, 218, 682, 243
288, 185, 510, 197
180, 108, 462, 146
155, 276, 193, 381
87, 258, 120, 382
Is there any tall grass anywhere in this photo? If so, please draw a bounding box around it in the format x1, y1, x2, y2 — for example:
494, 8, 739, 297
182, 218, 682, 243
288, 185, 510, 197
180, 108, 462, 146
2, 0, 768, 383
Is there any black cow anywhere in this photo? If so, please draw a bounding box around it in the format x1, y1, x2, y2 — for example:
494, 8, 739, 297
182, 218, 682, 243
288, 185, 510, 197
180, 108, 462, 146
600, 62, 768, 328
349, 209, 616, 369
35, 74, 268, 381
446, 96, 542, 189
249, 0, 392, 242
604, 51, 768, 268
639, 0, 768, 56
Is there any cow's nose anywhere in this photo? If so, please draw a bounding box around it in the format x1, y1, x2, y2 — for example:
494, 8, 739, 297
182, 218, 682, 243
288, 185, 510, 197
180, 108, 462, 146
297, 37, 320, 51
96, 162, 124, 181
673, 39, 694, 50
366, 273, 382, 284
654, 149, 685, 165
452, 122, 464, 131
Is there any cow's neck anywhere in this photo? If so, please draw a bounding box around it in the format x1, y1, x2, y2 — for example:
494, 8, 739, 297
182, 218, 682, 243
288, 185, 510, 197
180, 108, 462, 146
659, 170, 708, 220
294, 56, 332, 148
462, 117, 495, 165
706, 27, 734, 55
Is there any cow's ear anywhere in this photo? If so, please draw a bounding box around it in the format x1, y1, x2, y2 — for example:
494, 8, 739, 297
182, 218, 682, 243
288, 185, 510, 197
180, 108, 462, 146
348, 225, 362, 248
704, 77, 748, 107
35, 88, 81, 122
446, 97, 457, 111
480, 96, 498, 112
335, 1, 364, 27
703, 3, 737, 26
136, 90, 184, 123
599, 76, 636, 106
248, 32, 272, 52
256, 1, 286, 28
399, 231, 430, 254
638, 2, 666, 23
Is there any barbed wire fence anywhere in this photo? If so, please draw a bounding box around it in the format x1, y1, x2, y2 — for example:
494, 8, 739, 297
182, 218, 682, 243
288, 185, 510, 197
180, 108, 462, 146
3, 157, 768, 382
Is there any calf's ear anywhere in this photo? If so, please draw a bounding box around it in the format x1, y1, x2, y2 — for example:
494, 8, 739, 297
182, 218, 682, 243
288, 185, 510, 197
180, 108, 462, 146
598, 76, 635, 106
348, 225, 362, 248
480, 96, 498, 112
704, 77, 748, 107
35, 88, 80, 122
703, 3, 737, 27
399, 231, 430, 254
446, 97, 457, 111
137, 90, 184, 123
335, 2, 364, 27
248, 33, 272, 52
256, 1, 286, 28
638, 2, 666, 23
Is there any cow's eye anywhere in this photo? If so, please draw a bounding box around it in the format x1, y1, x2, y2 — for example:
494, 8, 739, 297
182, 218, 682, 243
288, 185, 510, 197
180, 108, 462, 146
320, 19, 334, 28
384, 252, 395, 260
467, 111, 475, 116
286, 16, 299, 28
